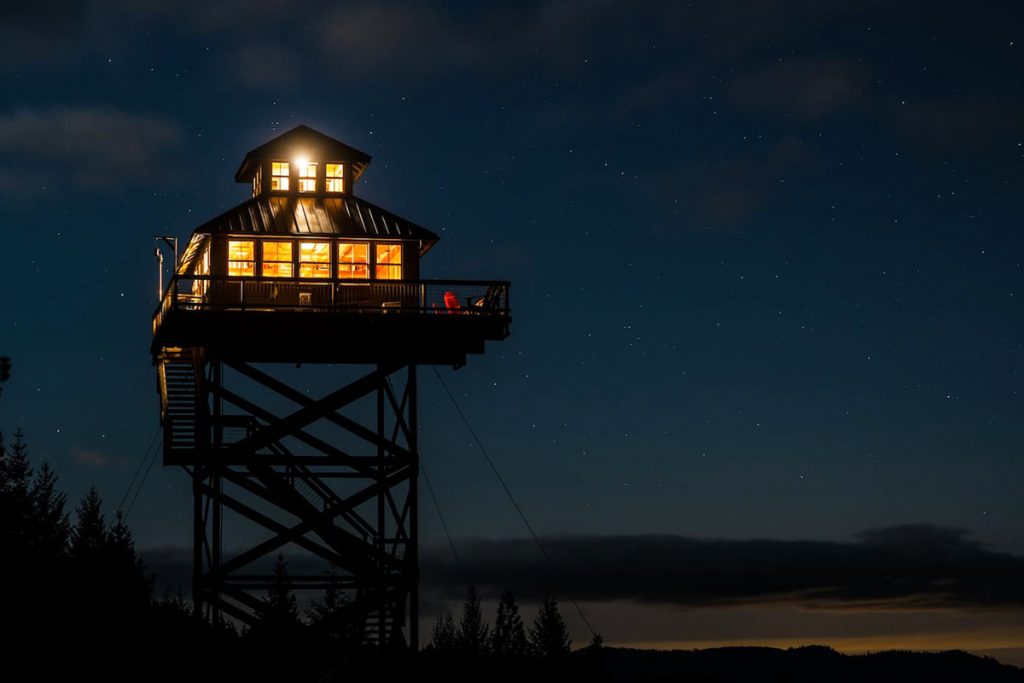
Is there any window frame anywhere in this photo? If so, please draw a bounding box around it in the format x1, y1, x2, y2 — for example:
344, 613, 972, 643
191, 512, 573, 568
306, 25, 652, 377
261, 240, 294, 278
326, 162, 345, 193
374, 243, 403, 281
227, 240, 255, 277
270, 161, 290, 191
298, 240, 332, 279
337, 241, 370, 280
298, 161, 318, 193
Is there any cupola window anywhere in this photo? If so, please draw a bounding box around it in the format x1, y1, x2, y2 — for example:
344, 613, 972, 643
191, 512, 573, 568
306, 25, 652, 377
262, 241, 294, 277
338, 242, 369, 279
227, 240, 255, 277
375, 244, 402, 280
326, 163, 345, 193
299, 241, 331, 278
271, 162, 290, 191
298, 159, 317, 193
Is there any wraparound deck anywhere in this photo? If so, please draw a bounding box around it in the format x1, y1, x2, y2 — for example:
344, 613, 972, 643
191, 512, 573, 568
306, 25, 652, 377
152, 275, 510, 365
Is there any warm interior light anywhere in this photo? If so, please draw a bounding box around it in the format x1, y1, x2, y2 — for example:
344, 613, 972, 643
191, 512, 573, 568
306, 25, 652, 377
375, 243, 402, 280
294, 155, 310, 171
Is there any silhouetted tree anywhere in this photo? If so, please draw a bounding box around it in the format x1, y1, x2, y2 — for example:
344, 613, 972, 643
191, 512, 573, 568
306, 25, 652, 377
457, 585, 490, 658
492, 590, 529, 659
529, 595, 571, 660
0, 430, 32, 552
252, 554, 301, 634
308, 571, 359, 653
28, 461, 69, 561
429, 612, 457, 653
107, 509, 152, 610
70, 485, 107, 560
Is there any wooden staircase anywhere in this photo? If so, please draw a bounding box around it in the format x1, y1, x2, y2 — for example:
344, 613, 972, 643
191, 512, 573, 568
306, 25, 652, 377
158, 348, 203, 463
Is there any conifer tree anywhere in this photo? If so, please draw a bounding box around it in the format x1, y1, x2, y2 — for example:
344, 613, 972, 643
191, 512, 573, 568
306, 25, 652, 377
429, 613, 457, 653
492, 590, 529, 658
70, 486, 107, 560
529, 595, 571, 659
308, 571, 356, 647
456, 585, 490, 658
107, 509, 152, 609
28, 461, 69, 561
255, 554, 301, 632
0, 430, 33, 550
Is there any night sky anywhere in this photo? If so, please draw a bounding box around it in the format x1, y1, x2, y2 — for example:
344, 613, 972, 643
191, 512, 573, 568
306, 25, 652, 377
2, 0, 1023, 664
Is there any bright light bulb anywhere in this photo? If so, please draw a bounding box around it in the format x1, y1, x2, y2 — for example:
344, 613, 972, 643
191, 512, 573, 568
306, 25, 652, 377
294, 155, 310, 173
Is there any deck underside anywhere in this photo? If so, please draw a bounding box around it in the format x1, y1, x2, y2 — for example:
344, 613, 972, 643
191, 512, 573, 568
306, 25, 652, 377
152, 308, 509, 365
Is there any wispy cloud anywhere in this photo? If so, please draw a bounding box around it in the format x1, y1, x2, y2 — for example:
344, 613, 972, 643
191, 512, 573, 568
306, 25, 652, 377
729, 59, 869, 119
71, 446, 109, 467
0, 106, 184, 196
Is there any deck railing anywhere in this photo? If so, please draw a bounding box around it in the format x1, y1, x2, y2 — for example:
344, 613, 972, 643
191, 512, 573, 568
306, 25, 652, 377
153, 275, 510, 333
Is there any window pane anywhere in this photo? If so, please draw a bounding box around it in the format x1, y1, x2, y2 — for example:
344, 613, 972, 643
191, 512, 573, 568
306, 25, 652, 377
326, 163, 344, 178
326, 178, 344, 192
299, 162, 317, 178
300, 242, 330, 262
300, 263, 331, 278
376, 244, 402, 265
263, 262, 293, 277
299, 178, 316, 192
263, 242, 293, 261
339, 264, 369, 279
375, 265, 402, 280
271, 176, 289, 191
229, 240, 254, 261
228, 261, 253, 277
272, 161, 289, 176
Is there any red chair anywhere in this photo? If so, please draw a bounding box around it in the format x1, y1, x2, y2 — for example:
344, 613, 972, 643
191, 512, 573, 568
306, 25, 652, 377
443, 290, 462, 314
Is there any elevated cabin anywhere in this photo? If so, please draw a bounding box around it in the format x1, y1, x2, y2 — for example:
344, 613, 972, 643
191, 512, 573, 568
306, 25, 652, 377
152, 125, 510, 366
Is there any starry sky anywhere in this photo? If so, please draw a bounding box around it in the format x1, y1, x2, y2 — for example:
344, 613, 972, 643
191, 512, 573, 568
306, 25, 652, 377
2, 0, 1023, 664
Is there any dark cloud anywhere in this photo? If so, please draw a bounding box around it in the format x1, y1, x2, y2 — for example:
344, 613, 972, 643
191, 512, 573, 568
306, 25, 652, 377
142, 525, 1024, 611
421, 525, 1024, 610
0, 106, 184, 195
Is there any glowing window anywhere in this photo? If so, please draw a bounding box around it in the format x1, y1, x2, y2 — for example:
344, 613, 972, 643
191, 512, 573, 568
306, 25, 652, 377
299, 241, 331, 278
227, 240, 254, 277
262, 241, 293, 277
326, 163, 344, 193
375, 244, 402, 280
298, 161, 317, 193
252, 166, 262, 196
338, 242, 369, 279
271, 162, 290, 191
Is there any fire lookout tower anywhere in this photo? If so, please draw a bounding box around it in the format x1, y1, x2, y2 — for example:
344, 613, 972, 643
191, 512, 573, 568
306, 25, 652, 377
151, 125, 510, 650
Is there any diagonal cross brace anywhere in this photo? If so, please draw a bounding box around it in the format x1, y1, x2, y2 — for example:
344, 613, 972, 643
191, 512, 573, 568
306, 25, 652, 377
226, 360, 415, 461
221, 362, 402, 460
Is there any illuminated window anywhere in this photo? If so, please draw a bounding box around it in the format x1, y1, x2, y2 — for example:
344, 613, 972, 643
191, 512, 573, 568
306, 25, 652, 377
299, 241, 331, 278
338, 242, 369, 279
227, 240, 254, 277
326, 163, 344, 193
375, 244, 402, 280
298, 161, 317, 193
262, 241, 294, 277
252, 166, 262, 196
271, 162, 290, 191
